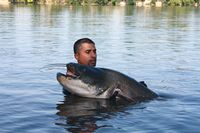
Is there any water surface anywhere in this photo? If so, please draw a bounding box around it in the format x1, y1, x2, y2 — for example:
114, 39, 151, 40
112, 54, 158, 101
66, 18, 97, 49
0, 5, 200, 133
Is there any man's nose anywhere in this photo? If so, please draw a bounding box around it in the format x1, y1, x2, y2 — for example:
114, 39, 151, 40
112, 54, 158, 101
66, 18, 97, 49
91, 51, 96, 58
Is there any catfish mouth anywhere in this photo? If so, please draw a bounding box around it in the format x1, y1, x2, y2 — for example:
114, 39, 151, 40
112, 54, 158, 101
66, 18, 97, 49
66, 64, 79, 79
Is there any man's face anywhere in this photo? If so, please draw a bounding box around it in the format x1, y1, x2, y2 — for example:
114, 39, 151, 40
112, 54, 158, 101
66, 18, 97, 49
75, 43, 97, 66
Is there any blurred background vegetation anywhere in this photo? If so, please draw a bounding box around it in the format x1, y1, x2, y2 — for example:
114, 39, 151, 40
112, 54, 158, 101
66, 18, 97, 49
167, 0, 198, 6
8, 0, 200, 6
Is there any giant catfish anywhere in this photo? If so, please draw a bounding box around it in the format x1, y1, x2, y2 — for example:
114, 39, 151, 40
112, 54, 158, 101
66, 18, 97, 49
57, 63, 157, 102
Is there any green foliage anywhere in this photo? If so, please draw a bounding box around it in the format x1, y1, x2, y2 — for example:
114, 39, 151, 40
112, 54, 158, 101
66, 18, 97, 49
181, 0, 195, 5
127, 0, 134, 5
111, 0, 117, 5
168, 0, 195, 5
95, 0, 109, 5
11, 0, 198, 5
68, 0, 82, 5
67, 0, 111, 5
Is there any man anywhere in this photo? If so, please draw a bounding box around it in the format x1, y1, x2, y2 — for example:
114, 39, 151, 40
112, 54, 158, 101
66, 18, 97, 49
63, 38, 97, 95
73, 38, 97, 66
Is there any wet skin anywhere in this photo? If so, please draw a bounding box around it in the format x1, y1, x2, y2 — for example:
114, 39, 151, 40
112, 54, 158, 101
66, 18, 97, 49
74, 43, 97, 66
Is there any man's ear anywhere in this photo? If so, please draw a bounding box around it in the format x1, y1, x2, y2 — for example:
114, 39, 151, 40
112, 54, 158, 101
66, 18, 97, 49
74, 53, 79, 60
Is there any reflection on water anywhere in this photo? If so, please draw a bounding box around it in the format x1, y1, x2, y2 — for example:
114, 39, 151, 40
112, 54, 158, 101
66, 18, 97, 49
56, 95, 130, 133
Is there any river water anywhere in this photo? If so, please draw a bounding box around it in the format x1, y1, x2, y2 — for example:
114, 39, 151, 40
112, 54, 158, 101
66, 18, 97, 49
0, 4, 200, 133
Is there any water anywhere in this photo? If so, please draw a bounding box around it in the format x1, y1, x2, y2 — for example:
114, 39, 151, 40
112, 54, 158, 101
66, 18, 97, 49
0, 4, 200, 133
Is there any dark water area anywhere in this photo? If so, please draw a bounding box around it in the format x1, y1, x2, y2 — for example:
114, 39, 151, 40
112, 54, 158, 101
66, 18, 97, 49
0, 4, 200, 133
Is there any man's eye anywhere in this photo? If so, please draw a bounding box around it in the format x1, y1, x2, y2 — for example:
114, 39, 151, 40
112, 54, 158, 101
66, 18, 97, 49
86, 50, 90, 54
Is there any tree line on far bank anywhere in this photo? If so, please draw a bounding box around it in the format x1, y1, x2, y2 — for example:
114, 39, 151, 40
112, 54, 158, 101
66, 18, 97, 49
9, 0, 200, 6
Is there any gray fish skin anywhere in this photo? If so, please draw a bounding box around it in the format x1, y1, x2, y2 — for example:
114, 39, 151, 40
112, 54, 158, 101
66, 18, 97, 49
57, 63, 158, 102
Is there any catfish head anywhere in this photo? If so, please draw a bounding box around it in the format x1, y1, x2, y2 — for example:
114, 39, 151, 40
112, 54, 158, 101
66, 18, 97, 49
57, 63, 116, 99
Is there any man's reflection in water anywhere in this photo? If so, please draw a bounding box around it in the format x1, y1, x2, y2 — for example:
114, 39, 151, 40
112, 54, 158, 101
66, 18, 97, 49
55, 95, 131, 133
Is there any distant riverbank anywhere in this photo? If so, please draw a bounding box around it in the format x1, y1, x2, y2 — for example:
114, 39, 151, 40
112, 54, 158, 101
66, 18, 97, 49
0, 0, 199, 7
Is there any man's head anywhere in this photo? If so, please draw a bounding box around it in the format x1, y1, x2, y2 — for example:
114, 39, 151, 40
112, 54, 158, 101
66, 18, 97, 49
73, 38, 97, 66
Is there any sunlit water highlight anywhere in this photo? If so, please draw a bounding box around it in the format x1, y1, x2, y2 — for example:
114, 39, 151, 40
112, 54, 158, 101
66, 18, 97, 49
0, 5, 200, 133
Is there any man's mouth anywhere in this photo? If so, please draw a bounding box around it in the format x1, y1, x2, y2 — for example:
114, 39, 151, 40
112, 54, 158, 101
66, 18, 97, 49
89, 60, 96, 66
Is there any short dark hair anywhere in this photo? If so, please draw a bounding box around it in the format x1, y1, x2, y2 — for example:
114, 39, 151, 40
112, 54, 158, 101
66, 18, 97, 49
73, 38, 95, 54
